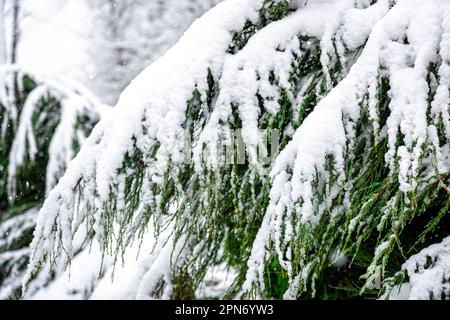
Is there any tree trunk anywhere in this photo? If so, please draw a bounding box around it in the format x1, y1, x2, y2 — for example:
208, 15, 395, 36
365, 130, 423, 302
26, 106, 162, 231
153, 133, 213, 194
0, 0, 7, 64
10, 0, 20, 63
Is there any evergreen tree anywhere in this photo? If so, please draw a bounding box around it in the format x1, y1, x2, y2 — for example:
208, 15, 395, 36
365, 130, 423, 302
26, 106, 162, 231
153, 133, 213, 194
22, 0, 450, 300
0, 66, 106, 299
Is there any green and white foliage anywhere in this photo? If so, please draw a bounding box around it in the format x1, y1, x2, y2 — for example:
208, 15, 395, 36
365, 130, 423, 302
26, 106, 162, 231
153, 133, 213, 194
244, 0, 450, 299
25, 0, 449, 300
383, 236, 450, 300
0, 65, 106, 299
0, 206, 37, 299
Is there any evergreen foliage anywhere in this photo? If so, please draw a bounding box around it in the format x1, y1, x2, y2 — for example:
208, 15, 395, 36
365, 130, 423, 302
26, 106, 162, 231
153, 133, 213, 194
0, 65, 105, 299
14, 0, 450, 300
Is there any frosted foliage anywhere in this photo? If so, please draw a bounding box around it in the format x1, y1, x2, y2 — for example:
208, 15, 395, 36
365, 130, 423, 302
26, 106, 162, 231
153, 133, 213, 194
0, 65, 107, 203
24, 0, 269, 292
24, 0, 449, 299
0, 208, 38, 299
244, 0, 450, 297
26, 225, 237, 300
195, 0, 387, 172
386, 236, 450, 300
26, 224, 155, 300
0, 65, 108, 299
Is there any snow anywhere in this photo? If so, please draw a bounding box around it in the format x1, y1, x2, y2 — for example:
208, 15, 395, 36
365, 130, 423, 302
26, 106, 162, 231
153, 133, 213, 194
45, 96, 82, 195
341, 1, 391, 52
195, 263, 238, 299
0, 62, 108, 299
1, 64, 108, 203
0, 207, 39, 300
85, 0, 223, 104
245, 0, 450, 295
374, 239, 390, 257
0, 207, 38, 251
135, 226, 186, 300
28, 225, 155, 300
24, 0, 267, 289
385, 236, 450, 300
20, 0, 450, 300
27, 218, 226, 300
6, 84, 46, 200
195, 0, 352, 173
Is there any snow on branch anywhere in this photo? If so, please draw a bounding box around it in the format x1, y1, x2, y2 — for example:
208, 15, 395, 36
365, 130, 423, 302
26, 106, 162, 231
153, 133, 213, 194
24, 0, 449, 299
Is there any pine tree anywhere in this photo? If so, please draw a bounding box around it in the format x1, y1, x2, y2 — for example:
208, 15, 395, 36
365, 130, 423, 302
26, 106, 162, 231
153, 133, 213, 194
0, 66, 106, 299
24, 0, 450, 300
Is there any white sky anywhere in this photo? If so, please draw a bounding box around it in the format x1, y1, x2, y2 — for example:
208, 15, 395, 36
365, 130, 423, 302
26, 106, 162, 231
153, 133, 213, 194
18, 0, 93, 84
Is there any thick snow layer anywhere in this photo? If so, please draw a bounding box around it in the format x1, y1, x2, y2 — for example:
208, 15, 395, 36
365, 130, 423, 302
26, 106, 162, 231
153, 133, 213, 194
244, 0, 450, 296
85, 0, 223, 104
385, 236, 450, 300
195, 0, 387, 172
23, 0, 450, 300
24, 0, 266, 288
